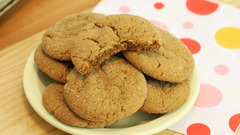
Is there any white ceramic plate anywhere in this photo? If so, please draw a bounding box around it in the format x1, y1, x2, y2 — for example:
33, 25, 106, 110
23, 50, 200, 135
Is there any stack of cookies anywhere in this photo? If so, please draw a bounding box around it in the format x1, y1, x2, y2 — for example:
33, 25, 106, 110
34, 12, 195, 128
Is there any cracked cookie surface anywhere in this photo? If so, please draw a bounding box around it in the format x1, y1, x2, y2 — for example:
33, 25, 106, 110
41, 12, 105, 61
140, 77, 190, 114
71, 14, 164, 75
64, 56, 147, 122
34, 45, 73, 83
42, 83, 116, 128
122, 29, 194, 83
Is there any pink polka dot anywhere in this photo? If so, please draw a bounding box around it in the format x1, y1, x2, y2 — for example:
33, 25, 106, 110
187, 123, 211, 135
119, 6, 131, 13
183, 22, 194, 29
150, 20, 168, 31
154, 2, 164, 9
214, 64, 229, 75
180, 38, 201, 54
194, 84, 222, 108
229, 113, 240, 133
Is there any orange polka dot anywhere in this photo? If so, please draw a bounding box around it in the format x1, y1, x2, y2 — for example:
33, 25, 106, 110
215, 27, 240, 49
187, 123, 211, 135
229, 113, 240, 133
186, 0, 219, 15
154, 2, 164, 9
180, 38, 201, 54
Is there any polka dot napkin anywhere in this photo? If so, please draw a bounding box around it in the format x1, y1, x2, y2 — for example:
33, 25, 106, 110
93, 0, 240, 134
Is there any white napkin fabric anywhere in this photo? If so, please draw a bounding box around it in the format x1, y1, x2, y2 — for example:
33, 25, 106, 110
93, 0, 240, 134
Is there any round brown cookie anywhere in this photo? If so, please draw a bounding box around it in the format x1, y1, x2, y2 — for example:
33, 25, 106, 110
71, 14, 164, 75
140, 77, 190, 114
42, 83, 117, 128
34, 45, 73, 83
122, 29, 194, 83
41, 12, 105, 61
64, 56, 147, 122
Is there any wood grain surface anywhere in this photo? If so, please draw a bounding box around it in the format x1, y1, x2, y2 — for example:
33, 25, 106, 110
0, 0, 99, 50
0, 0, 239, 135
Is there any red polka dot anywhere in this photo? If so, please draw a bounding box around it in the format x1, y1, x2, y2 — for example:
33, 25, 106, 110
214, 64, 229, 75
229, 113, 240, 133
194, 84, 223, 108
187, 123, 211, 135
154, 2, 164, 9
180, 38, 201, 54
186, 0, 219, 15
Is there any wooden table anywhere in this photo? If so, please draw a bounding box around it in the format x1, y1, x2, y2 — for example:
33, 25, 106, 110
0, 0, 239, 135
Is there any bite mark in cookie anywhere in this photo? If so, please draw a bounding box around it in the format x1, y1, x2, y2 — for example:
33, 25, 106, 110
71, 14, 164, 74
123, 29, 195, 83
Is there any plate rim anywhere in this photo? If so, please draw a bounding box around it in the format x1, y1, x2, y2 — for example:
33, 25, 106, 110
23, 50, 200, 135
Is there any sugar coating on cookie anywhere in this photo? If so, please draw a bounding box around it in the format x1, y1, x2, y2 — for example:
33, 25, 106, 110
34, 45, 73, 83
42, 83, 116, 128
41, 12, 105, 61
71, 14, 164, 74
122, 29, 194, 83
64, 56, 147, 122
140, 77, 190, 114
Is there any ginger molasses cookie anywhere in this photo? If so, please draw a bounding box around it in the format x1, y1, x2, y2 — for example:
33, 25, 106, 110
140, 77, 190, 114
41, 12, 105, 61
71, 14, 164, 74
122, 29, 194, 83
64, 56, 147, 122
42, 83, 116, 128
34, 45, 73, 83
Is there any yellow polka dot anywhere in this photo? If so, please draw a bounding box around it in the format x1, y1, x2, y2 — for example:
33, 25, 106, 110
215, 27, 240, 49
